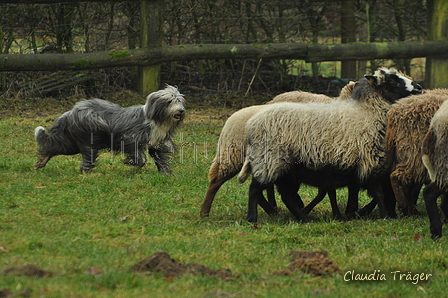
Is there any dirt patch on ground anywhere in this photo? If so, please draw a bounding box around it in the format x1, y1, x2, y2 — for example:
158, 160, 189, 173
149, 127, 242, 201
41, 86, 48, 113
272, 250, 340, 277
3, 264, 54, 278
0, 289, 13, 298
131, 251, 232, 279
0, 288, 31, 298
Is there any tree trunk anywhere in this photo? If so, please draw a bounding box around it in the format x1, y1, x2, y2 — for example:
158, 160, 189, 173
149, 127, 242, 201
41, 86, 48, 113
393, 0, 411, 74
138, 0, 163, 95
425, 0, 448, 88
341, 0, 357, 79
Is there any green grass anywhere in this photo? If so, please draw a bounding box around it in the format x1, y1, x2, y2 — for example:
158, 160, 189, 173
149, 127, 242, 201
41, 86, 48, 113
1, 99, 447, 297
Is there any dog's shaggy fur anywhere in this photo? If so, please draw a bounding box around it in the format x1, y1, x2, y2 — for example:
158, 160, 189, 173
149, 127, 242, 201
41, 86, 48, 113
34, 85, 185, 173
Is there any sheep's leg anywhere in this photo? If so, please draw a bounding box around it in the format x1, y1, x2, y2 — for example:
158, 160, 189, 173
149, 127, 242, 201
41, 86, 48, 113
382, 176, 398, 218
368, 185, 388, 218
345, 185, 359, 218
406, 183, 422, 215
440, 194, 448, 221
390, 170, 409, 215
246, 179, 265, 223
302, 188, 326, 215
328, 189, 342, 219
257, 188, 278, 216
423, 182, 444, 240
356, 198, 376, 216
266, 184, 277, 209
276, 175, 309, 223
200, 176, 231, 217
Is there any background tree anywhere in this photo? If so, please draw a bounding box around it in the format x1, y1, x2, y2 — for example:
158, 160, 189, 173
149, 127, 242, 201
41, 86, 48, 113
426, 0, 448, 88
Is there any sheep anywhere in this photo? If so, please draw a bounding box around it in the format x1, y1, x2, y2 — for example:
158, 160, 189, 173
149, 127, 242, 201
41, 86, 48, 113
421, 99, 448, 240
238, 68, 423, 223
357, 89, 448, 217
200, 82, 357, 218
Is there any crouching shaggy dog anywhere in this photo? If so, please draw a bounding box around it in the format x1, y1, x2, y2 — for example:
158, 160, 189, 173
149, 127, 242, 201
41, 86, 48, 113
34, 85, 185, 173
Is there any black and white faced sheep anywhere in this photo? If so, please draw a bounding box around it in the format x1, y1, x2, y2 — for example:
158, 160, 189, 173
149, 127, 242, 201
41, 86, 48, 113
200, 82, 357, 218
238, 68, 423, 223
421, 99, 448, 240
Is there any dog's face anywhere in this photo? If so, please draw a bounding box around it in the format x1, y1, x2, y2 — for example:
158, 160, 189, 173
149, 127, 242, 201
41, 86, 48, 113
145, 85, 186, 125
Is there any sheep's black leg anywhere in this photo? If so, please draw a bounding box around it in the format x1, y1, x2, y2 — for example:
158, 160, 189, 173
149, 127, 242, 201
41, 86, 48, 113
287, 179, 304, 209
246, 179, 264, 223
382, 177, 397, 218
367, 185, 388, 219
356, 198, 376, 216
328, 189, 342, 219
423, 182, 444, 240
276, 175, 309, 223
266, 184, 277, 209
302, 188, 326, 215
440, 194, 448, 220
406, 183, 422, 215
345, 185, 359, 218
257, 189, 278, 216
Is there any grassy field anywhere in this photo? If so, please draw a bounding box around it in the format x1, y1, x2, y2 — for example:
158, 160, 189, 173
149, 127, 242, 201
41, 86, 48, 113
1, 96, 447, 298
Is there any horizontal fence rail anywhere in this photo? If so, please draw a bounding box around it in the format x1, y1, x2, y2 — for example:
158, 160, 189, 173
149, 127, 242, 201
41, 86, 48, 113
1, 41, 447, 72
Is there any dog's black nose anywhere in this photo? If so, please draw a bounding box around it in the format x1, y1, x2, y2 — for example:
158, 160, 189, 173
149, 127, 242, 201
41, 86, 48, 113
178, 108, 185, 114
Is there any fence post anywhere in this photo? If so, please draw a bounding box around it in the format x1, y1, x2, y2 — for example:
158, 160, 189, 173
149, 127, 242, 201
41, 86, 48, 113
138, 0, 163, 96
425, 0, 448, 88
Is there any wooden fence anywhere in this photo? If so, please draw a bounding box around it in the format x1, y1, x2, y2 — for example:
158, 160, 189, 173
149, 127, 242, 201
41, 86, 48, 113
2, 0, 448, 93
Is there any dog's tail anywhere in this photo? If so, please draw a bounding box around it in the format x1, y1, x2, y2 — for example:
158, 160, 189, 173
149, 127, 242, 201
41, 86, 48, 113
34, 126, 51, 169
34, 126, 45, 142
34, 125, 77, 169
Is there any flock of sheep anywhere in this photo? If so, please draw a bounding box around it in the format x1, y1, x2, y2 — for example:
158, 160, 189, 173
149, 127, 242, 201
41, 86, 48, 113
200, 67, 448, 240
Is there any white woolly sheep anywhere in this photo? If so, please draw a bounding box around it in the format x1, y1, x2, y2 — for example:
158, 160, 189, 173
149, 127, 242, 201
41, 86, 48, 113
238, 68, 423, 223
358, 89, 448, 217
200, 82, 357, 218
421, 99, 448, 240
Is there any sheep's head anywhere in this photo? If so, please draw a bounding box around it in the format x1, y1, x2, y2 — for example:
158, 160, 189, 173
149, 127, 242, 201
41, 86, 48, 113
363, 68, 423, 103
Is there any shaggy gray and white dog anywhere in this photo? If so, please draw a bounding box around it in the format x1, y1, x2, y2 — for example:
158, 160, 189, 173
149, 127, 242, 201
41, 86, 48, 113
34, 85, 185, 173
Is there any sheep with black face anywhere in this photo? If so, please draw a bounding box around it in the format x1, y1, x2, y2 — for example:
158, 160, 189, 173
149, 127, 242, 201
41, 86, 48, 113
238, 68, 422, 223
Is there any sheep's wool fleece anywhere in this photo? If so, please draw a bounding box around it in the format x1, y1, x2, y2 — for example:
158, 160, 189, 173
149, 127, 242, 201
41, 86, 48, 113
210, 105, 266, 180
423, 100, 448, 190
386, 89, 448, 185
245, 98, 391, 185
209, 82, 355, 181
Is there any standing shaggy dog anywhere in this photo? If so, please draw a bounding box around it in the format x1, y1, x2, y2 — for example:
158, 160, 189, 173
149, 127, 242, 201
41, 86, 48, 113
34, 85, 185, 173
238, 68, 422, 223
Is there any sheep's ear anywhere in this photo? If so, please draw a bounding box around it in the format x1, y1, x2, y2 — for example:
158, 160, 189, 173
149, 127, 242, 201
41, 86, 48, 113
364, 75, 377, 84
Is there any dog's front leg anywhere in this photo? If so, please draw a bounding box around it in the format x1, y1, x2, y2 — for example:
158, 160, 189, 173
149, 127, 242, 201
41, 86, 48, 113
80, 148, 98, 173
123, 150, 147, 168
148, 148, 172, 175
